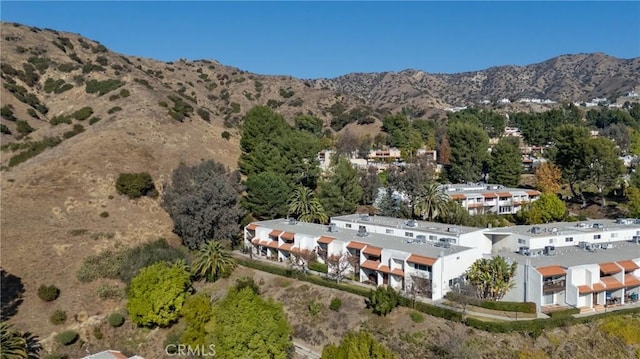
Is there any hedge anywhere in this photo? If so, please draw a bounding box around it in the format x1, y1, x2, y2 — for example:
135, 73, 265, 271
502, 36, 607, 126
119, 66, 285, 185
445, 292, 536, 313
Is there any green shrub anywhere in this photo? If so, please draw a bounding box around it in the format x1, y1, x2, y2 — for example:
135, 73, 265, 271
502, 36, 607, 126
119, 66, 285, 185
50, 115, 72, 126
1, 105, 16, 121
76, 250, 123, 282
44, 353, 68, 359
368, 286, 400, 316
85, 79, 124, 96
99, 211, 109, 218
197, 108, 210, 122
50, 309, 67, 325
134, 78, 153, 89
96, 284, 123, 299
115, 172, 156, 199
159, 101, 168, 108
108, 312, 125, 327
63, 124, 84, 139
308, 300, 322, 316
308, 261, 328, 273
221, 131, 231, 140
279, 87, 294, 98
92, 44, 107, 53
72, 106, 93, 121
37, 284, 60, 301
95, 56, 108, 66
0, 124, 11, 135
82, 62, 105, 74
233, 276, 260, 295
93, 327, 103, 340
410, 311, 424, 323
88, 117, 101, 125
107, 106, 122, 114
329, 297, 342, 311
119, 88, 130, 98
444, 292, 536, 313
58, 63, 78, 72
55, 330, 78, 346
16, 120, 34, 135
8, 137, 61, 167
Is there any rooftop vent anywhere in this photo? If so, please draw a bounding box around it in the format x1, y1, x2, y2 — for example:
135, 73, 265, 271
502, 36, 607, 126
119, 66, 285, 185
518, 246, 530, 256
359, 214, 371, 221
356, 226, 369, 237
327, 223, 338, 233
288, 218, 297, 225
406, 220, 417, 227
593, 223, 604, 229
447, 227, 459, 233
531, 226, 541, 234
416, 235, 427, 243
543, 245, 556, 256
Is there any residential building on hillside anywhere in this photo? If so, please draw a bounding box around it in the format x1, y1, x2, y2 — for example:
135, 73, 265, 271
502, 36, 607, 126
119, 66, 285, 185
245, 216, 484, 300
245, 215, 640, 313
82, 351, 144, 359
441, 183, 541, 215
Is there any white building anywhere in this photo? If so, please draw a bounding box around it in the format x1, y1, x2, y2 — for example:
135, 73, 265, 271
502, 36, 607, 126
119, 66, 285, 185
441, 183, 541, 215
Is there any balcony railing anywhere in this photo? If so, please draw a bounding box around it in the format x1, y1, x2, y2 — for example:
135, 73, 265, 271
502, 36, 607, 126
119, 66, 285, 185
543, 279, 566, 293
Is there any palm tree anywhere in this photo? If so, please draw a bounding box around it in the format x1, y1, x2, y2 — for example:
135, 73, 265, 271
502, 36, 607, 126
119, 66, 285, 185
1, 322, 41, 359
288, 186, 328, 224
191, 241, 237, 282
465, 256, 517, 300
413, 183, 449, 221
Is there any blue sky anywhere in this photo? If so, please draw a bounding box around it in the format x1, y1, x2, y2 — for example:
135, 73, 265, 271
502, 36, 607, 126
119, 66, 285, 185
1, 1, 639, 79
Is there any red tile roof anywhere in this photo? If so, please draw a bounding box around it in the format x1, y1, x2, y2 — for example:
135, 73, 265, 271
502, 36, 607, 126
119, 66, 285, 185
482, 193, 497, 198
251, 238, 260, 244
363, 246, 382, 257
361, 260, 381, 270
496, 192, 512, 197
577, 283, 606, 294
592, 283, 606, 292
407, 254, 436, 266
378, 265, 391, 273
537, 266, 567, 277
450, 194, 466, 200
279, 243, 294, 251
526, 190, 540, 196
269, 230, 283, 238
265, 241, 279, 249
317, 236, 336, 244
600, 262, 622, 275
618, 260, 640, 272
347, 241, 367, 250
246, 223, 258, 230
625, 274, 640, 287
601, 276, 624, 290
391, 268, 405, 276
577, 285, 592, 294
281, 232, 295, 241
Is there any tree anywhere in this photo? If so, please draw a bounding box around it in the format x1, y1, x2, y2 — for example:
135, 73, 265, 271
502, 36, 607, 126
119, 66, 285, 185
534, 162, 562, 194
317, 157, 363, 216
368, 286, 400, 316
127, 261, 192, 327
334, 129, 359, 158
289, 249, 317, 274
243, 171, 292, 220
414, 183, 449, 221
1, 322, 41, 359
294, 114, 323, 136
517, 193, 566, 224
206, 287, 293, 359
288, 186, 328, 224
626, 186, 640, 217
115, 172, 157, 199
446, 121, 489, 183
465, 256, 517, 301
327, 253, 354, 283
1, 270, 24, 321
489, 137, 522, 187
387, 157, 436, 215
321, 331, 396, 359
191, 241, 237, 282
585, 137, 625, 207
181, 293, 214, 348
376, 188, 410, 218
551, 124, 591, 205
162, 160, 245, 249
359, 166, 382, 205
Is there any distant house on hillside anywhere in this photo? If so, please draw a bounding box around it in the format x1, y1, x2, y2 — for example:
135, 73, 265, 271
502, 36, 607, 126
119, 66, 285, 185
82, 350, 144, 359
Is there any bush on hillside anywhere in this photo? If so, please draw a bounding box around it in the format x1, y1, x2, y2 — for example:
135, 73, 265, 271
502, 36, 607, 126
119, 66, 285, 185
108, 312, 125, 327
50, 309, 67, 325
38, 284, 60, 302
55, 330, 78, 346
329, 298, 342, 312
115, 172, 157, 199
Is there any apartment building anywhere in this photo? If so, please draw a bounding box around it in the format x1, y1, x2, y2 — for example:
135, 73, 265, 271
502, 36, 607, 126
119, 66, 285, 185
442, 183, 541, 215
245, 216, 484, 300
245, 215, 640, 312
495, 219, 640, 311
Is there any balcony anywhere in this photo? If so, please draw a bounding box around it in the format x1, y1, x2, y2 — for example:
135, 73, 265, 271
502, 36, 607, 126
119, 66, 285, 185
543, 279, 566, 293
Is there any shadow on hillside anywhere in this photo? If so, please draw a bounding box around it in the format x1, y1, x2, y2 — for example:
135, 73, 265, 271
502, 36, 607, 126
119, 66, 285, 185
1, 269, 25, 320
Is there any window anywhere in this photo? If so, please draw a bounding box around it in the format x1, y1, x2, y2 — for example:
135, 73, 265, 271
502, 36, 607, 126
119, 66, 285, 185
594, 234, 601, 239
405, 232, 414, 238
611, 233, 618, 238
499, 206, 512, 213
565, 237, 574, 243
549, 238, 555, 244
346, 224, 351, 228
499, 197, 509, 201
429, 235, 437, 241
386, 229, 394, 234
415, 264, 430, 272
518, 238, 526, 244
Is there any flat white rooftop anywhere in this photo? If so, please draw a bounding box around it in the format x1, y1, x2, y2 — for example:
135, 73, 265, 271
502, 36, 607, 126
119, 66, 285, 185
251, 218, 471, 258
331, 214, 482, 236
486, 218, 640, 238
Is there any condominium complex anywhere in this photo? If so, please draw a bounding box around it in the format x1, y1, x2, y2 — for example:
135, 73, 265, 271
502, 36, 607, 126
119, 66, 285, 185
442, 183, 541, 215
245, 215, 640, 312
